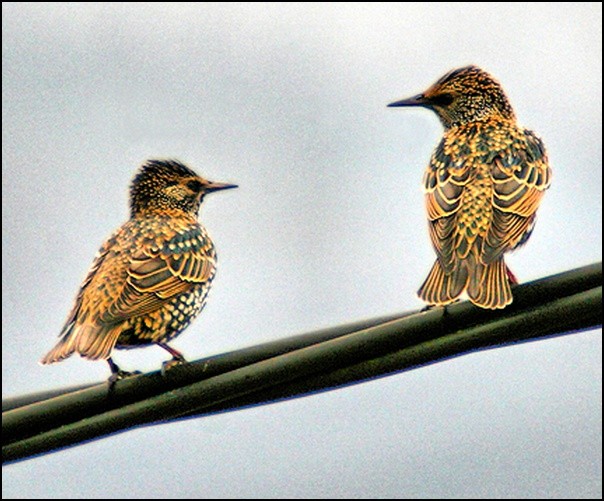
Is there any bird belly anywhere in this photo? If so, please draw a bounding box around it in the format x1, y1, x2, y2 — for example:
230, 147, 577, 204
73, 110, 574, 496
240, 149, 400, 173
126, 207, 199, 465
114, 283, 210, 349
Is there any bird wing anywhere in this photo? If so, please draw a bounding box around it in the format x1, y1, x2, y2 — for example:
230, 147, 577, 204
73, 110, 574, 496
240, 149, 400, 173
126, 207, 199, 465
424, 141, 472, 272
100, 223, 217, 323
484, 130, 551, 262
56, 239, 114, 340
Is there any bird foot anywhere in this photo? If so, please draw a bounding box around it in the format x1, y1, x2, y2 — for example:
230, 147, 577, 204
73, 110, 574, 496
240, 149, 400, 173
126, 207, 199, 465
107, 369, 142, 389
106, 357, 142, 388
161, 357, 187, 376
420, 301, 457, 312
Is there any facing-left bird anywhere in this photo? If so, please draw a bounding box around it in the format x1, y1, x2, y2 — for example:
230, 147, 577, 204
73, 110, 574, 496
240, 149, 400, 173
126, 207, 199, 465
389, 65, 552, 309
41, 159, 237, 377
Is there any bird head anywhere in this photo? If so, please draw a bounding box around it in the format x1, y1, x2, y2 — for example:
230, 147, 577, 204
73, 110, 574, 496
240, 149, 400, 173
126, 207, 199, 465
388, 65, 516, 128
129, 159, 237, 218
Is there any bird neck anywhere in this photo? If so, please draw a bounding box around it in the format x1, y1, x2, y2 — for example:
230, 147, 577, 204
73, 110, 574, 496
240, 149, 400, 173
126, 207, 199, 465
131, 206, 199, 221
441, 111, 517, 131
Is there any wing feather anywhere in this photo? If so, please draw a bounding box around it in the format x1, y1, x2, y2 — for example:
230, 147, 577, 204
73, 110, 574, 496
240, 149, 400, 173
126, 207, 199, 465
100, 223, 216, 322
484, 130, 551, 262
424, 141, 471, 272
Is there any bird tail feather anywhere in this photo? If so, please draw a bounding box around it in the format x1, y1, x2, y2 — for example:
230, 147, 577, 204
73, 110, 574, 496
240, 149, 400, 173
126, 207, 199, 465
417, 259, 467, 306
467, 257, 513, 309
40, 336, 76, 365
41, 324, 122, 364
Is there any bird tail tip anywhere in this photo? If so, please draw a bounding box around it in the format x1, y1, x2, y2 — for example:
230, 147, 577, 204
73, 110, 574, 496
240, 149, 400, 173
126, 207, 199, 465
467, 257, 513, 309
418, 260, 467, 307
40, 339, 75, 365
40, 325, 122, 365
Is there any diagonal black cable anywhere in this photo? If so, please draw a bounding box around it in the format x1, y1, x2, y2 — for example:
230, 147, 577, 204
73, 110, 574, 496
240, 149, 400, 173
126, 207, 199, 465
2, 262, 601, 465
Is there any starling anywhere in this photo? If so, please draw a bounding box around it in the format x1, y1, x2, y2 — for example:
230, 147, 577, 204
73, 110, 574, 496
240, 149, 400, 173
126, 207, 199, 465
41, 159, 237, 376
389, 66, 551, 309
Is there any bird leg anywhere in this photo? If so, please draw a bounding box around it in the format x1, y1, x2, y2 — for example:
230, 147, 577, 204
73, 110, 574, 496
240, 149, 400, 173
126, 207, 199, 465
107, 357, 141, 387
506, 266, 519, 285
157, 342, 187, 375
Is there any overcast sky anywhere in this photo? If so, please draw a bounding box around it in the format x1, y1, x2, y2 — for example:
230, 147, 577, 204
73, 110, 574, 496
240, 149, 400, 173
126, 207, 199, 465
2, 3, 602, 498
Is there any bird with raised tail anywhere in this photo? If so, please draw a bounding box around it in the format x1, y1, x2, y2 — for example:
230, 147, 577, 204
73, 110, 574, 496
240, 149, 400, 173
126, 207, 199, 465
41, 159, 237, 378
389, 66, 551, 309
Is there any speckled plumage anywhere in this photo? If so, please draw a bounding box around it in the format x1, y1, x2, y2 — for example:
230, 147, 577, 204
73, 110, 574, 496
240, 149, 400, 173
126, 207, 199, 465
41, 159, 237, 373
389, 66, 551, 309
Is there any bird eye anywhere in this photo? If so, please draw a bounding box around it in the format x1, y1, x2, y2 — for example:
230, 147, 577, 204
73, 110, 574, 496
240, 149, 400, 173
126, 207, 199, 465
186, 180, 204, 192
431, 93, 454, 106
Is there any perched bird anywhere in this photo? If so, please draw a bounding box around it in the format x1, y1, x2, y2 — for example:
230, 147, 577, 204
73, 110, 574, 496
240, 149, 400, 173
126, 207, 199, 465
41, 159, 237, 376
389, 66, 551, 309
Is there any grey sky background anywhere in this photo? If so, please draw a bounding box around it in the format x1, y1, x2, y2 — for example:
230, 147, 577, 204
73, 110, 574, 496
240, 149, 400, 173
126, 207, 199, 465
2, 3, 602, 498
